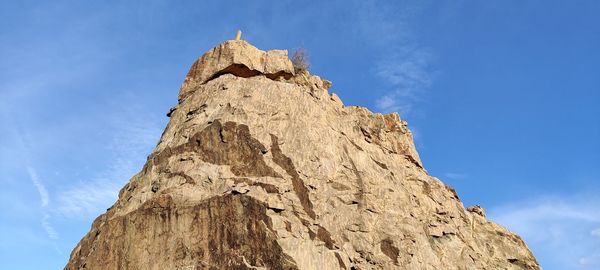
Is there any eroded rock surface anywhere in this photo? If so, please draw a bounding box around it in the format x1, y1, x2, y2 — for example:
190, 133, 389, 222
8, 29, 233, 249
66, 39, 539, 270
179, 40, 294, 101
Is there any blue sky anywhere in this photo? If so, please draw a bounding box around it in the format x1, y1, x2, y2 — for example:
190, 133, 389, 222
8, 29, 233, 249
1, 1, 598, 269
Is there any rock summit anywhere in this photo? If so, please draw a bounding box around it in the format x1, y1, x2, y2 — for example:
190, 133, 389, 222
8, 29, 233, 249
66, 39, 539, 270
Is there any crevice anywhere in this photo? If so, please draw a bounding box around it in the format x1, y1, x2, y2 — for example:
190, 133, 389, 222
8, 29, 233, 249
268, 207, 284, 213
204, 63, 293, 84
444, 185, 460, 200
370, 157, 388, 170
335, 252, 347, 269
266, 70, 294, 80
343, 145, 365, 209
330, 182, 351, 191
404, 154, 423, 169
316, 225, 336, 250
380, 238, 400, 264
507, 258, 538, 270
166, 106, 177, 117
296, 216, 338, 251
343, 135, 363, 151
269, 134, 316, 219
232, 177, 280, 194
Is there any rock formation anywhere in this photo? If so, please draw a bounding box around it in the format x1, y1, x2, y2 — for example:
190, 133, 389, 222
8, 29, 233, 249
65, 39, 540, 270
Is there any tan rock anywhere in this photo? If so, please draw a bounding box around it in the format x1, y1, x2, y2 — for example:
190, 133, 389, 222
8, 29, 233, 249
65, 39, 540, 270
467, 204, 487, 217
179, 40, 295, 101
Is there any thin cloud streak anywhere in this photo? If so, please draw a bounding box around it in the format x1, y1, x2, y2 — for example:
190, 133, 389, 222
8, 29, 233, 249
55, 101, 162, 219
375, 47, 433, 115
14, 122, 60, 241
27, 166, 59, 240
489, 193, 600, 270
42, 214, 59, 240
57, 179, 122, 217
444, 172, 468, 180
352, 0, 434, 116
28, 167, 49, 207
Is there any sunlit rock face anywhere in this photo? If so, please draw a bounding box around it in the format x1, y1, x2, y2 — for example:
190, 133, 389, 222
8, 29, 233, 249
65, 39, 539, 270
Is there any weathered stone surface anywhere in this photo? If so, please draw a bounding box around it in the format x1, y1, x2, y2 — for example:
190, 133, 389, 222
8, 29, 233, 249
67, 194, 298, 270
179, 40, 295, 101
66, 39, 539, 270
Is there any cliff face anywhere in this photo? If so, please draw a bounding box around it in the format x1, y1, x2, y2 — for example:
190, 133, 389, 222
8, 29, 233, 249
65, 40, 539, 270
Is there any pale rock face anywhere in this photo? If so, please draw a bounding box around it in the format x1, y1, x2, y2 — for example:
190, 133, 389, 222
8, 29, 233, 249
65, 40, 540, 270
179, 40, 295, 101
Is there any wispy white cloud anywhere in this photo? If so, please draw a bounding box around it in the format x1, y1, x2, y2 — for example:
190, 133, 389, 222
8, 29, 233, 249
351, 0, 433, 116
489, 193, 600, 270
26, 166, 58, 240
56, 179, 122, 217
579, 254, 600, 268
27, 167, 49, 207
11, 119, 60, 241
42, 214, 58, 240
444, 172, 468, 180
55, 102, 161, 218
375, 47, 433, 115
376, 48, 432, 88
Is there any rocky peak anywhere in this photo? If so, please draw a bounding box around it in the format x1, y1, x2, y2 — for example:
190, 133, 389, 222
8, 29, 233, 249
179, 40, 295, 101
66, 39, 539, 270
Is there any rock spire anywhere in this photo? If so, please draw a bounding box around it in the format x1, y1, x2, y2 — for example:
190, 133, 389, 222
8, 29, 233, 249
65, 39, 539, 270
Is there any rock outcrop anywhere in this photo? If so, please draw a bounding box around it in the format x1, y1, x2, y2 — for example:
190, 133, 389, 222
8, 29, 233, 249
65, 39, 539, 269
